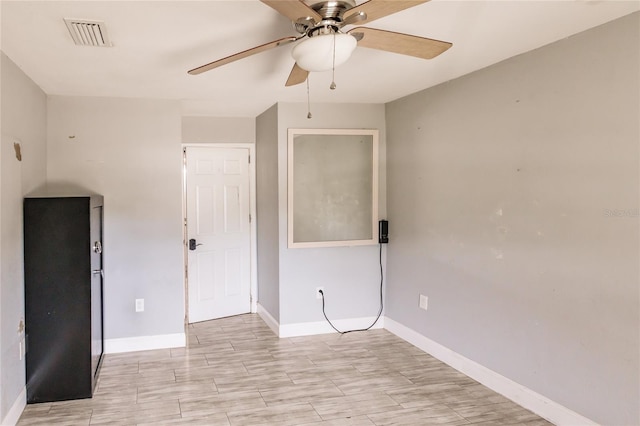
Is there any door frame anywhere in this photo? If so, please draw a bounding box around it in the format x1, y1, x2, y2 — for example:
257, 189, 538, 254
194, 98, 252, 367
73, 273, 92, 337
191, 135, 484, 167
181, 143, 257, 324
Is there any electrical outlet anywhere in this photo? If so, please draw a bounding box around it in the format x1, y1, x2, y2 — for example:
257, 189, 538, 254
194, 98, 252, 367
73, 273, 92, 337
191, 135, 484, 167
135, 298, 145, 312
316, 287, 324, 300
419, 294, 428, 311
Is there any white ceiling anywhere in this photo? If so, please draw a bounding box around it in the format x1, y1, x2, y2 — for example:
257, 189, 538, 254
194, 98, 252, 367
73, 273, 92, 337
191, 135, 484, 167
1, 1, 638, 117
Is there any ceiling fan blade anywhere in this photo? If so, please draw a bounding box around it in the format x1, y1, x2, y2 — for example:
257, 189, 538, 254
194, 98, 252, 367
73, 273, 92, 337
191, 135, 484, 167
348, 27, 451, 59
343, 0, 429, 26
285, 63, 309, 87
260, 0, 322, 24
188, 36, 298, 75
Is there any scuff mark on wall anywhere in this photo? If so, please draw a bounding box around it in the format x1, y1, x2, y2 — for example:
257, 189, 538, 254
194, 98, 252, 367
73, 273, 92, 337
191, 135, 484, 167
497, 226, 509, 234
13, 142, 22, 161
491, 248, 504, 260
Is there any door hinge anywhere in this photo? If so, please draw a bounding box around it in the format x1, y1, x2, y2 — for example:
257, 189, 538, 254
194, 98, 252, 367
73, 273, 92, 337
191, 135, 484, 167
249, 214, 252, 223
248, 154, 251, 164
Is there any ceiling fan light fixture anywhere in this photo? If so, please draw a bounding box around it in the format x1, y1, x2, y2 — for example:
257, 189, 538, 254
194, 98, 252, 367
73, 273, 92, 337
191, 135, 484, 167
291, 33, 357, 72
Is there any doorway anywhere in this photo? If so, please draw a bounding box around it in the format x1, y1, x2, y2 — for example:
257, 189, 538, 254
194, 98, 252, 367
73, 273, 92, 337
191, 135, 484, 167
183, 145, 256, 323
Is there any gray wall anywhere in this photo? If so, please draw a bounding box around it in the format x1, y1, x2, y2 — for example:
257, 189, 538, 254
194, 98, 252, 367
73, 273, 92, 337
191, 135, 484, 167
47, 96, 185, 340
182, 116, 255, 144
0, 53, 47, 422
276, 103, 387, 325
256, 104, 280, 320
385, 13, 639, 426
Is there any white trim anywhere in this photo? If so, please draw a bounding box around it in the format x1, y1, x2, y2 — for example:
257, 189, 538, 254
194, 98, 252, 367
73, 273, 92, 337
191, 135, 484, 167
104, 333, 185, 354
181, 143, 257, 321
248, 145, 258, 314
257, 303, 279, 336
256, 305, 384, 338
279, 316, 384, 338
287, 129, 379, 249
1, 387, 26, 426
384, 318, 599, 426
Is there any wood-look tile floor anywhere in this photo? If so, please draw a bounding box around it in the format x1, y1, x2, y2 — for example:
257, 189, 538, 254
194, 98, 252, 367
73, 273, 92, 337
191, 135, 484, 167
18, 314, 553, 425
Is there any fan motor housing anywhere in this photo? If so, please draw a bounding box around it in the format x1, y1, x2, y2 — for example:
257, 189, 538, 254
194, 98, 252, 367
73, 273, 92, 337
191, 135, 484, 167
295, 0, 357, 35
306, 0, 357, 20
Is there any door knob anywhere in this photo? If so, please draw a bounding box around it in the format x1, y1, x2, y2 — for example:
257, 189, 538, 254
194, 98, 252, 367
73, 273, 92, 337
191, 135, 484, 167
189, 239, 203, 251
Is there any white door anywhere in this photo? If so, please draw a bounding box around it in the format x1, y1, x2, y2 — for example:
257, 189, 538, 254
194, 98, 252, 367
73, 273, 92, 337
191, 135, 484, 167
185, 147, 251, 323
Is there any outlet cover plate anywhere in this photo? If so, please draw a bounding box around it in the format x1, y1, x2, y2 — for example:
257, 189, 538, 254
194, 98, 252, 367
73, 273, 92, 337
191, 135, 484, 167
419, 294, 428, 311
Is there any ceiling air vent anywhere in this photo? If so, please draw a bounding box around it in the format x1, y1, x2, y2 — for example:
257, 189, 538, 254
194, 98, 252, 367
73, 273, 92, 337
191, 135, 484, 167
64, 19, 111, 47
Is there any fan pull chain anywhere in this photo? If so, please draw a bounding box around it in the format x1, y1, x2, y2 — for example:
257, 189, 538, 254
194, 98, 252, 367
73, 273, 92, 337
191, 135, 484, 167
330, 32, 337, 90
306, 76, 312, 119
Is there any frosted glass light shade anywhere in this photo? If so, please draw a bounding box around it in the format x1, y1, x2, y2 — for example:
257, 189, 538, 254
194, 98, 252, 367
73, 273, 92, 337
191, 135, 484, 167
291, 33, 357, 72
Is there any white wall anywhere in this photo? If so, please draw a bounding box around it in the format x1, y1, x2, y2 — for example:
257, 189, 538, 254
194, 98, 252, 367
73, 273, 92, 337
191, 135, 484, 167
385, 13, 639, 425
276, 103, 387, 325
0, 53, 47, 423
46, 96, 184, 341
182, 116, 255, 144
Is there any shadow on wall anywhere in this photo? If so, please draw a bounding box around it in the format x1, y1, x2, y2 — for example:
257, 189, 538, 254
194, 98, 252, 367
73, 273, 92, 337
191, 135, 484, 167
26, 181, 101, 197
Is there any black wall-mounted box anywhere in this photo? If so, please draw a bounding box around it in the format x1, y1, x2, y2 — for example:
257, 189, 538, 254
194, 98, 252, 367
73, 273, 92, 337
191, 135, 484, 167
379, 220, 389, 244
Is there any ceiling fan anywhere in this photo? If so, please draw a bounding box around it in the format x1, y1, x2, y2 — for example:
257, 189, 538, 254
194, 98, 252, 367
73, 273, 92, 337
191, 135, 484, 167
187, 0, 452, 87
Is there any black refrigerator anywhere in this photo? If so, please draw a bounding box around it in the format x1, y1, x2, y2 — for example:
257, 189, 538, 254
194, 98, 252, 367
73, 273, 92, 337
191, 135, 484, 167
23, 194, 104, 403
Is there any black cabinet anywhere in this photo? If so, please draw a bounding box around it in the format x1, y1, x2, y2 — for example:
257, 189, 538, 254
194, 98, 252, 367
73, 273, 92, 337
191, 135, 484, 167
23, 195, 104, 403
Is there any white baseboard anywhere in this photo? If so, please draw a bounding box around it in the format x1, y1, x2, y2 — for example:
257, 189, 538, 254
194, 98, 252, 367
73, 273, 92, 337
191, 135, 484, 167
104, 333, 185, 354
256, 305, 384, 338
1, 386, 26, 426
257, 303, 279, 336
0, 335, 186, 424
279, 316, 384, 338
384, 318, 598, 426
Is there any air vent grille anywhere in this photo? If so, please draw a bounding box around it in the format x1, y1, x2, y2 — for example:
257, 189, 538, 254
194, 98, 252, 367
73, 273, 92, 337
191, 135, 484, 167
64, 19, 111, 47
